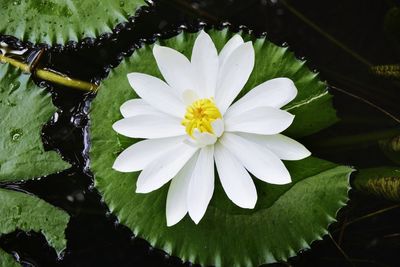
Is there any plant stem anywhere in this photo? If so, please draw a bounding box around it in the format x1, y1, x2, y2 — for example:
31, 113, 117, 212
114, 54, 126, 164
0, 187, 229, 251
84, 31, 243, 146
0, 53, 30, 72
36, 69, 97, 91
0, 53, 98, 92
342, 204, 400, 227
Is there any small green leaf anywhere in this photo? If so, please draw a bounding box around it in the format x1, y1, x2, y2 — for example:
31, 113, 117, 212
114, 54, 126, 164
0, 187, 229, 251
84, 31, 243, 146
0, 63, 70, 182
90, 29, 350, 266
0, 188, 69, 255
0, 0, 146, 45
0, 247, 19, 267
354, 166, 400, 201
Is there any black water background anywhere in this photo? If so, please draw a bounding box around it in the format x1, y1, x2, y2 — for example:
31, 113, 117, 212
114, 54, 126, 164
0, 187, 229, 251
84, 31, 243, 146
1, 0, 400, 266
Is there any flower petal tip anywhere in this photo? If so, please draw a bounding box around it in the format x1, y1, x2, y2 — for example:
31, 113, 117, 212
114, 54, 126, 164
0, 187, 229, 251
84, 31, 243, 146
240, 200, 257, 210
166, 221, 175, 227
279, 176, 292, 185
135, 183, 151, 194
232, 34, 244, 43
188, 210, 204, 225
111, 162, 121, 171
303, 149, 312, 159
191, 217, 201, 225
111, 121, 121, 134
166, 216, 184, 227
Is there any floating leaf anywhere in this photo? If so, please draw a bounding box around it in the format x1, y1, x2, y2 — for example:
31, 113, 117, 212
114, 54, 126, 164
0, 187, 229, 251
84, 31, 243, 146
0, 247, 19, 267
0, 0, 146, 45
90, 29, 351, 266
0, 63, 70, 182
0, 188, 69, 255
0, 63, 70, 259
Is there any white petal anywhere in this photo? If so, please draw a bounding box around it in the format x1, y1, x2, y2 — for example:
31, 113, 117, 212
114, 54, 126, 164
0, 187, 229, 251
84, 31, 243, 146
225, 78, 298, 118
127, 73, 185, 118
187, 146, 215, 224
224, 106, 294, 135
182, 89, 199, 106
166, 153, 198, 227
214, 142, 257, 208
191, 30, 219, 97
220, 133, 291, 185
215, 41, 255, 114
153, 44, 195, 96
218, 34, 244, 68
112, 136, 186, 172
237, 133, 311, 160
211, 119, 224, 137
192, 130, 217, 147
112, 114, 184, 139
120, 99, 164, 118
136, 143, 198, 193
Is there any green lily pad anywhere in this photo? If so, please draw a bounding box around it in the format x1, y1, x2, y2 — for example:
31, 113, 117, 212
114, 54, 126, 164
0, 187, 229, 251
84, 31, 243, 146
0, 0, 146, 45
0, 63, 70, 258
0, 247, 19, 267
0, 188, 69, 255
0, 63, 70, 182
90, 29, 352, 266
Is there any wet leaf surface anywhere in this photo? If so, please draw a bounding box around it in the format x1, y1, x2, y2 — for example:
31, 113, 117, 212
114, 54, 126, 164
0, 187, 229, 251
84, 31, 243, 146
90, 29, 351, 266
1, 0, 400, 266
0, 0, 147, 45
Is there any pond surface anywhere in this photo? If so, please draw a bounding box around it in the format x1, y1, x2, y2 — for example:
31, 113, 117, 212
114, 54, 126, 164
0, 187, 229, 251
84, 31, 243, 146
1, 0, 400, 266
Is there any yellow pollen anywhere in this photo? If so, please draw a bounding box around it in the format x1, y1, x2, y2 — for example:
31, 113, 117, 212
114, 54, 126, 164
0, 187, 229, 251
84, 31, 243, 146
182, 98, 222, 137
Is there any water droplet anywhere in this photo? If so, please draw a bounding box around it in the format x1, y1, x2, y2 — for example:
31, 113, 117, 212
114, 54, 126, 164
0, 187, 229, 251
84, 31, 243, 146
10, 128, 23, 142
9, 81, 20, 94
13, 0, 21, 6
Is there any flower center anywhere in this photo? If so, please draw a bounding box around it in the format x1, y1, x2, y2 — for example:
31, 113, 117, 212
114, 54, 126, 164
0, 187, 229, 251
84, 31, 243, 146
182, 98, 222, 137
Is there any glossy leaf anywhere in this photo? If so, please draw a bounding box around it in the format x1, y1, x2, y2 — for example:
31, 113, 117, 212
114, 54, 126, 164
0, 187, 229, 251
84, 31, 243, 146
0, 188, 69, 255
90, 29, 351, 266
0, 0, 146, 44
0, 64, 70, 182
0, 63, 70, 257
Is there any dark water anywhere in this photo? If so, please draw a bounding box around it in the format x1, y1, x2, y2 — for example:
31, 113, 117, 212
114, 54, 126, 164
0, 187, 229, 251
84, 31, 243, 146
1, 0, 400, 266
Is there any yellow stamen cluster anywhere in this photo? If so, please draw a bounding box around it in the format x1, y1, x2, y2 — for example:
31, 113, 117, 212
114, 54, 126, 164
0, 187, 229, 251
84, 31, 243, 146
182, 98, 222, 137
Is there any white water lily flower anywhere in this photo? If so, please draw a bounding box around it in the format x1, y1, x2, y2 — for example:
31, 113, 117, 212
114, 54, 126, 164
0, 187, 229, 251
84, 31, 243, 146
112, 31, 311, 226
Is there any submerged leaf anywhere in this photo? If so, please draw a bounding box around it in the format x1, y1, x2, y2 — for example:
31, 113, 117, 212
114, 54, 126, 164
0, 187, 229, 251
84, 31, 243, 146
379, 135, 400, 165
0, 0, 146, 44
90, 29, 351, 266
0, 63, 70, 182
354, 166, 400, 201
